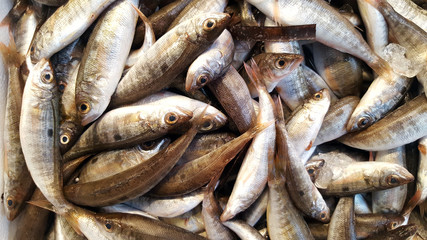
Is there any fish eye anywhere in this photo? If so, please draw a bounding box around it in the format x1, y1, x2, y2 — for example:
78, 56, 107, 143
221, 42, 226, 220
319, 211, 328, 221
104, 222, 113, 232
386, 175, 400, 185
165, 112, 179, 125
197, 75, 209, 86
6, 196, 15, 208
313, 92, 323, 100
275, 59, 286, 68
60, 134, 70, 145
79, 102, 90, 114
357, 117, 370, 128
307, 168, 315, 174
58, 82, 67, 92
203, 19, 216, 31
42, 71, 53, 83
202, 120, 212, 130
141, 140, 155, 150
30, 46, 34, 53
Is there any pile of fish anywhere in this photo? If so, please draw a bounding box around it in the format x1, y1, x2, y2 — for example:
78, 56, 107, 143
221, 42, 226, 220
0, 0, 426, 239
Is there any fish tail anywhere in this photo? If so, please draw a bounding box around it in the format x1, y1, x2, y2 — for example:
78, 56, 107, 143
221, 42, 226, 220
401, 190, 422, 217
243, 59, 267, 93
0, 31, 24, 67
370, 54, 395, 79
29, 199, 85, 236
272, 94, 285, 123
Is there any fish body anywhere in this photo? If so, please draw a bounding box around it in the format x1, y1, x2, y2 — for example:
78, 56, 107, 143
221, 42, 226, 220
29, 0, 118, 62
75, 0, 139, 126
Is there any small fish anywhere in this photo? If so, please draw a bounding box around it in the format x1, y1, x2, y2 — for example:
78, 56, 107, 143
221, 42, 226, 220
29, 0, 118, 62
340, 94, 427, 151
63, 104, 193, 161
313, 161, 414, 196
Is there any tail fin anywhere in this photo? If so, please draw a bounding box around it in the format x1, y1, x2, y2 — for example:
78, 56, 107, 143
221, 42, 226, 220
129, 2, 155, 52
244, 59, 267, 93
0, 30, 25, 66
401, 190, 421, 217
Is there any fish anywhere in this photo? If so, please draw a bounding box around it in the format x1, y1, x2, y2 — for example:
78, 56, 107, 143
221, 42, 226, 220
313, 161, 414, 196
77, 138, 171, 183
20, 58, 70, 211
220, 60, 276, 221
1, 40, 33, 221
75, 0, 139, 126
417, 136, 427, 215
62, 104, 193, 161
340, 94, 427, 151
29, 0, 118, 62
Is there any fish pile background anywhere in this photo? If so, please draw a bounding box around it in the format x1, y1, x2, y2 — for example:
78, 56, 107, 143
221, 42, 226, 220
0, 0, 426, 239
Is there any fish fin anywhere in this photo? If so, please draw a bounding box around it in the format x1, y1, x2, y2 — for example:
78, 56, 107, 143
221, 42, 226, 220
314, 181, 327, 190
273, 0, 280, 24
27, 200, 58, 213
369, 151, 374, 161
243, 59, 267, 94
418, 142, 426, 155
371, 54, 395, 80
129, 2, 156, 51
0, 31, 25, 66
401, 190, 422, 217
191, 104, 210, 128
273, 94, 285, 123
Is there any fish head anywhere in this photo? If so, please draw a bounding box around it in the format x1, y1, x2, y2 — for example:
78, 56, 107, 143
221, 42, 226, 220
315, 203, 331, 223
307, 89, 331, 118
195, 107, 227, 132
254, 53, 303, 82
383, 214, 406, 230
64, 207, 116, 239
59, 120, 83, 154
305, 158, 325, 183
379, 164, 414, 188
193, 13, 231, 43
346, 109, 375, 132
29, 58, 57, 99
186, 50, 224, 91
3, 191, 26, 221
